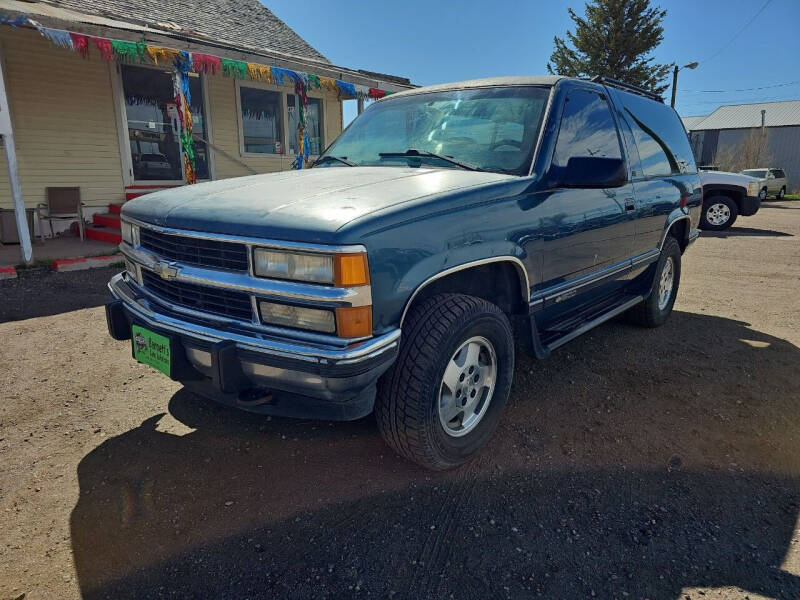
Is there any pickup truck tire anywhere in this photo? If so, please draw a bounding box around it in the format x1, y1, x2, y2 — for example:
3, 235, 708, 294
627, 236, 681, 328
700, 195, 738, 230
375, 294, 514, 470
759, 187, 768, 201
778, 186, 786, 200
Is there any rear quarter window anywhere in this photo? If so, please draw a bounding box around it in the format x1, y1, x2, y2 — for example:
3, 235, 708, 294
611, 90, 697, 178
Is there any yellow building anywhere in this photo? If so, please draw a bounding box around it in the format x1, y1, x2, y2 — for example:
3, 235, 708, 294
0, 0, 411, 259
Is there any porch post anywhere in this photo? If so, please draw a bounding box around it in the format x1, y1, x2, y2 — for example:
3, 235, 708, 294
0, 45, 32, 264
357, 97, 364, 115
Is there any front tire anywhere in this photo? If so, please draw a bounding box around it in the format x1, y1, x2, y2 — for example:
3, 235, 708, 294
375, 294, 514, 470
700, 195, 738, 230
759, 187, 768, 202
627, 236, 681, 328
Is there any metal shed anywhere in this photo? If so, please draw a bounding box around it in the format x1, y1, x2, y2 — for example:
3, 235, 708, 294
684, 100, 800, 192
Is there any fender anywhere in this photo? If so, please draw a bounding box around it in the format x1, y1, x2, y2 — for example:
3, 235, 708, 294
659, 209, 692, 250
399, 255, 530, 327
701, 182, 747, 198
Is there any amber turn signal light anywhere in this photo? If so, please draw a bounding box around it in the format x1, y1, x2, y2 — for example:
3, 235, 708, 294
334, 253, 370, 287
335, 305, 373, 338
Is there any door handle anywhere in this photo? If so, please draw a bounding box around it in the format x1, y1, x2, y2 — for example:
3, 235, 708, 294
624, 198, 636, 212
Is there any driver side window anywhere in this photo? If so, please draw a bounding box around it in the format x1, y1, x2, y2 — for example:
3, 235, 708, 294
552, 89, 622, 170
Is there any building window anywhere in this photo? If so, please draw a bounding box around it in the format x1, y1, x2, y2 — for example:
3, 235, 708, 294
288, 95, 324, 155
240, 87, 283, 154
121, 66, 209, 181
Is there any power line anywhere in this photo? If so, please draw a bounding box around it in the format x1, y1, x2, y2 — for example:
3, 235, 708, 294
699, 0, 774, 66
680, 80, 800, 93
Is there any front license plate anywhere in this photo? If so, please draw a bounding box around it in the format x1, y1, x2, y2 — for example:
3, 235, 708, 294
131, 324, 171, 377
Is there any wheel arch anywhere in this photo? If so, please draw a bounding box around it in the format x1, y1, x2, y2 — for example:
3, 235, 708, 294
399, 257, 530, 328
703, 184, 745, 211
661, 213, 691, 253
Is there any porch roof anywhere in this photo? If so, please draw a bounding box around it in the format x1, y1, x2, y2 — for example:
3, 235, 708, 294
0, 0, 414, 92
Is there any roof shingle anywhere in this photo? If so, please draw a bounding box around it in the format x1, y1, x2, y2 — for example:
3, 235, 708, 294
44, 0, 329, 63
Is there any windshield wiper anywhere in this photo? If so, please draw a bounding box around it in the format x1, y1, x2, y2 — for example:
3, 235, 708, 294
377, 148, 479, 171
313, 155, 355, 167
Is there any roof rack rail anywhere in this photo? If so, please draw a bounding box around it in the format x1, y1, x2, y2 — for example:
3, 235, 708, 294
590, 76, 663, 103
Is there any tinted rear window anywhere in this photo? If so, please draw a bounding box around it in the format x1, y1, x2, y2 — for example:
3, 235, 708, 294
611, 90, 696, 177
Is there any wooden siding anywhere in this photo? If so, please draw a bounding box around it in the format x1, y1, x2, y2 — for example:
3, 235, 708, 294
0, 27, 124, 210
0, 27, 345, 211
207, 75, 343, 179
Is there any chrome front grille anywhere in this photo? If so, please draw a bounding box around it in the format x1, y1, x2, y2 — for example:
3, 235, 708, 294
141, 270, 253, 322
139, 228, 249, 272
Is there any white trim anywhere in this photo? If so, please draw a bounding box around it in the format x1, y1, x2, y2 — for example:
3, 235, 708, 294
0, 40, 32, 264
109, 61, 134, 186
200, 73, 216, 180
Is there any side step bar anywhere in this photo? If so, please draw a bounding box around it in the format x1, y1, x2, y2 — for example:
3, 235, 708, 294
531, 294, 644, 358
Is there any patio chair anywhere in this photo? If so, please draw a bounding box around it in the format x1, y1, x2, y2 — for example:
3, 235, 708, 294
36, 187, 85, 243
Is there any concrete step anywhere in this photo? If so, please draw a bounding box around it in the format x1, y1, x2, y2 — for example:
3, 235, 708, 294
108, 203, 124, 216
92, 212, 121, 229
85, 225, 122, 244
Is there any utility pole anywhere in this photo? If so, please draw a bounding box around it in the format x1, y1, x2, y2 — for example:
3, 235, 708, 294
670, 61, 699, 108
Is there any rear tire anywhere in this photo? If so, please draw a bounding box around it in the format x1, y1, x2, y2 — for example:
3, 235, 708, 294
777, 186, 786, 200
627, 236, 681, 328
375, 294, 514, 470
700, 195, 738, 230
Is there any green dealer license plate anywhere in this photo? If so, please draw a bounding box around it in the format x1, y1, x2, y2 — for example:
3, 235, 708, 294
132, 324, 171, 377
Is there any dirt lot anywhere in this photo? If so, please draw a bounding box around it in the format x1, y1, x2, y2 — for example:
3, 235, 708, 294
1, 201, 799, 600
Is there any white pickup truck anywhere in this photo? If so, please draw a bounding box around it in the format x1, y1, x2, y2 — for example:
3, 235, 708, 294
698, 170, 761, 230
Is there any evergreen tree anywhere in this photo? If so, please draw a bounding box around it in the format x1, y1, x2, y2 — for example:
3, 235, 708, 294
547, 0, 672, 95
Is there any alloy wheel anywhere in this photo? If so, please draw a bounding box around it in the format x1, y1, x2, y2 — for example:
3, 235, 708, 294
438, 336, 497, 437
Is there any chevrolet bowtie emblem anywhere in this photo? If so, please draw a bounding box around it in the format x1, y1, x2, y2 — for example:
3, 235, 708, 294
153, 261, 179, 281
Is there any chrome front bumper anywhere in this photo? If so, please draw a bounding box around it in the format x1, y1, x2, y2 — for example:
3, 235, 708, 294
107, 273, 400, 419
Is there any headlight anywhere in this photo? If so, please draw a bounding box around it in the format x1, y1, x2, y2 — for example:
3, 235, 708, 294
258, 300, 335, 333
121, 221, 139, 246
253, 248, 333, 283
252, 249, 370, 287
747, 181, 758, 197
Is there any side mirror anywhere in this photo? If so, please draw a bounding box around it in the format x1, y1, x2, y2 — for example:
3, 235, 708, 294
556, 156, 627, 188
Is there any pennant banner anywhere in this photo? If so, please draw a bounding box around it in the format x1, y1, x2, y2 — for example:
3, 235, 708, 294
92, 37, 113, 61
38, 27, 73, 50
1, 13, 399, 177
246, 63, 272, 83
221, 58, 247, 79
192, 53, 221, 75
146, 45, 180, 66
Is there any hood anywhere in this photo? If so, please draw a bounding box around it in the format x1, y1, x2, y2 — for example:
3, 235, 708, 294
699, 170, 758, 186
121, 167, 514, 242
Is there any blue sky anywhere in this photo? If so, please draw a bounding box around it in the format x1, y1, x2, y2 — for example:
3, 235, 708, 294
265, 0, 799, 124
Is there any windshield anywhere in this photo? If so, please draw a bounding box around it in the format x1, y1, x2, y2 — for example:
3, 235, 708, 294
317, 86, 551, 175
742, 169, 767, 178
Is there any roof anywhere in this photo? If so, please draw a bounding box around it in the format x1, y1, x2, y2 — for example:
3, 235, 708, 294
41, 0, 329, 62
0, 0, 414, 91
681, 115, 708, 131
387, 76, 563, 99
687, 100, 800, 131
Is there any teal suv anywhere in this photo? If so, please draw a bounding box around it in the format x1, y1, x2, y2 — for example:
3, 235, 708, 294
106, 75, 701, 470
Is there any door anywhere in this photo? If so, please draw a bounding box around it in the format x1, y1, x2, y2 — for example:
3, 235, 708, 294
539, 88, 636, 291
120, 65, 210, 183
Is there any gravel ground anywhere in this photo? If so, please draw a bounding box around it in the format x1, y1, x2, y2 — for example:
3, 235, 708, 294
1, 201, 799, 600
